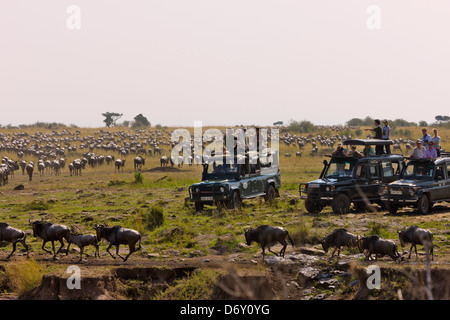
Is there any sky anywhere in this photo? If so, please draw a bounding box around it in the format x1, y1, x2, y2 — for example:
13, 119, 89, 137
1, 1, 450, 128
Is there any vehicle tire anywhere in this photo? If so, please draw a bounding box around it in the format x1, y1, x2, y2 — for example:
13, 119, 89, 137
304, 198, 323, 214
265, 185, 276, 202
228, 191, 241, 210
332, 194, 351, 214
195, 202, 204, 212
417, 195, 430, 214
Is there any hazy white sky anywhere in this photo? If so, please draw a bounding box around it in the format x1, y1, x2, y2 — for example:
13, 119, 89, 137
1, 1, 450, 128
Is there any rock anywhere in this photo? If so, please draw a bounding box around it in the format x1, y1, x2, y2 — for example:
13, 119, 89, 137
147, 253, 160, 258
75, 190, 83, 194
13, 185, 24, 191
297, 267, 322, 287
317, 278, 339, 289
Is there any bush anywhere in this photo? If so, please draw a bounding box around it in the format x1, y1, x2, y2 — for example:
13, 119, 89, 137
144, 205, 164, 230
23, 200, 50, 211
4, 260, 45, 294
134, 172, 144, 184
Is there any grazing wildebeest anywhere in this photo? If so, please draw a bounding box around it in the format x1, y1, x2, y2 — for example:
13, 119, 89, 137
245, 225, 294, 260
134, 156, 145, 171
357, 235, 400, 262
321, 228, 358, 257
68, 162, 74, 176
398, 225, 434, 261
0, 222, 29, 259
66, 232, 100, 262
94, 224, 142, 262
115, 159, 126, 172
160, 156, 169, 166
26, 161, 34, 181
29, 219, 70, 259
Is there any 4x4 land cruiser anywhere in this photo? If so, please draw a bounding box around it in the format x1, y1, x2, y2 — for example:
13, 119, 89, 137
189, 150, 280, 211
299, 139, 403, 214
381, 154, 450, 214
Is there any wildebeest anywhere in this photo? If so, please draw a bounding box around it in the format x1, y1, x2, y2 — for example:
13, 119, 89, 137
66, 232, 100, 262
357, 235, 400, 261
29, 219, 71, 259
134, 156, 145, 171
160, 156, 169, 166
94, 224, 142, 261
26, 161, 34, 181
244, 225, 294, 259
0, 222, 29, 259
115, 159, 126, 172
321, 228, 358, 257
398, 225, 434, 261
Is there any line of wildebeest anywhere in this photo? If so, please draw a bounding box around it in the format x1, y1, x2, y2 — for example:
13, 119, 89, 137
0, 220, 435, 264
0, 128, 438, 264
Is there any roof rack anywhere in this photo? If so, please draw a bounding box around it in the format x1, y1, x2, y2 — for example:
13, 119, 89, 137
342, 139, 393, 146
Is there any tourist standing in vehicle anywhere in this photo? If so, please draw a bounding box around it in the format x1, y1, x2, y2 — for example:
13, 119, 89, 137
410, 140, 426, 158
382, 120, 391, 154
431, 128, 441, 157
364, 119, 383, 155
421, 128, 432, 148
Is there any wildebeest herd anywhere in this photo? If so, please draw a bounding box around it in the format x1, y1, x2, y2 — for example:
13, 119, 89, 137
0, 219, 142, 262
244, 225, 434, 263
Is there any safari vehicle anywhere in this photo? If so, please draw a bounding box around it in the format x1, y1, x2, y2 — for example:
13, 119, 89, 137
299, 139, 403, 214
381, 154, 450, 214
188, 150, 280, 211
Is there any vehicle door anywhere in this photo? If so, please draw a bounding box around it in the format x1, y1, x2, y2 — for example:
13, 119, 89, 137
366, 160, 383, 200
354, 162, 371, 200
432, 163, 448, 201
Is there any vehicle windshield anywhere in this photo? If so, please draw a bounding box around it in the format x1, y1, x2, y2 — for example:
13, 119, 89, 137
202, 156, 239, 180
324, 157, 357, 179
401, 161, 434, 180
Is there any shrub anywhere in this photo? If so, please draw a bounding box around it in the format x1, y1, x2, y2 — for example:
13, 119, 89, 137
144, 205, 164, 230
4, 259, 45, 294
134, 172, 144, 184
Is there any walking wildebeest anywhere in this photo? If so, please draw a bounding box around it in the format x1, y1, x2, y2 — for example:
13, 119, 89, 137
94, 224, 142, 261
66, 232, 100, 262
0, 222, 29, 259
29, 219, 70, 259
26, 161, 34, 181
321, 228, 358, 257
357, 235, 400, 262
245, 225, 294, 260
398, 225, 434, 261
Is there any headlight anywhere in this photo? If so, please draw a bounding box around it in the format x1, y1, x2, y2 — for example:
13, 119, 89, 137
220, 187, 225, 193
195, 187, 199, 193
326, 186, 330, 192
409, 188, 416, 197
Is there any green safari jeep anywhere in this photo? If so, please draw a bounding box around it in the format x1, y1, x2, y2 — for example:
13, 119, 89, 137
188, 151, 280, 211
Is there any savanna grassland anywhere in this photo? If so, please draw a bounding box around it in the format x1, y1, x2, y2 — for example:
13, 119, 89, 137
0, 125, 449, 300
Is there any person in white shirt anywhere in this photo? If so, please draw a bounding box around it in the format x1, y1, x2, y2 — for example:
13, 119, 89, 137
410, 140, 426, 158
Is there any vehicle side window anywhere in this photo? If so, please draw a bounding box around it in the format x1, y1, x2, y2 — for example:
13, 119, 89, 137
381, 161, 393, 177
369, 163, 381, 179
447, 164, 450, 180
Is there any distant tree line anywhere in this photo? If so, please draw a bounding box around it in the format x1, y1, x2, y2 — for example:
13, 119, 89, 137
102, 112, 151, 129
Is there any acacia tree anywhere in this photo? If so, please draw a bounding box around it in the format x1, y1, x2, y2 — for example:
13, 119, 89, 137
132, 114, 150, 128
102, 112, 123, 127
